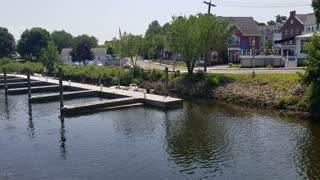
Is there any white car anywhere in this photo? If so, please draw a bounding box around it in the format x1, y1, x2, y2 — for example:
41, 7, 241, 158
129, 84, 138, 91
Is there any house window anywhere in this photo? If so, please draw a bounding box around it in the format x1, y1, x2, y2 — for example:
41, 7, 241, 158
98, 57, 101, 60
285, 30, 288, 35
296, 28, 299, 34
312, 27, 315, 32
289, 40, 293, 45
250, 37, 255, 46
308, 27, 311, 32
291, 29, 293, 35
228, 35, 240, 45
211, 51, 218, 62
290, 20, 294, 24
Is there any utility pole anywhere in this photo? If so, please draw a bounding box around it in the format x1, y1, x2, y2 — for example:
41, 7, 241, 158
203, 0, 216, 15
203, 0, 216, 73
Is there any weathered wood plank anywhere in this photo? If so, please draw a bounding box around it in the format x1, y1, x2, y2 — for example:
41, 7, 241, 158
62, 97, 140, 115
30, 90, 98, 103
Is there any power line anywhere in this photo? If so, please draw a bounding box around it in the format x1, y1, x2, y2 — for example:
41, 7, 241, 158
216, 3, 311, 8
217, 0, 310, 5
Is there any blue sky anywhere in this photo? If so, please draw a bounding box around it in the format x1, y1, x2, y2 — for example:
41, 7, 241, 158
0, 0, 312, 44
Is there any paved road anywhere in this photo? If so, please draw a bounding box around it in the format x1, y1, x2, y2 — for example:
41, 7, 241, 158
137, 60, 305, 74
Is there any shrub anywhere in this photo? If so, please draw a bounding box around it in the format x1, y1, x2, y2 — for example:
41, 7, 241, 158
276, 96, 299, 108
148, 69, 164, 82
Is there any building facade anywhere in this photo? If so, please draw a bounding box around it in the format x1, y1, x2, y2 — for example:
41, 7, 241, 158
61, 48, 108, 65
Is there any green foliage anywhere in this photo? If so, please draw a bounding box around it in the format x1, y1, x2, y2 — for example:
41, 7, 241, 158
266, 64, 273, 68
167, 14, 233, 75
205, 74, 230, 88
119, 33, 144, 68
73, 34, 98, 48
275, 15, 287, 24
264, 39, 273, 49
0, 27, 16, 58
0, 57, 13, 66
228, 63, 241, 68
51, 30, 74, 52
144, 20, 166, 59
148, 69, 164, 82
267, 20, 276, 25
276, 96, 299, 108
70, 39, 94, 64
40, 41, 64, 73
0, 60, 43, 74
17, 27, 50, 61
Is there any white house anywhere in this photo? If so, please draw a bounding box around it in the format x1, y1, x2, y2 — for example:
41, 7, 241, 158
61, 48, 108, 65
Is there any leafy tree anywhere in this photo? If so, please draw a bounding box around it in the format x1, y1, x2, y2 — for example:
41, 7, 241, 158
0, 27, 16, 58
167, 14, 233, 75
264, 39, 273, 49
51, 30, 74, 53
17, 27, 50, 61
145, 20, 164, 38
267, 20, 276, 25
257, 22, 266, 26
312, 0, 320, 29
119, 33, 144, 69
100, 38, 120, 56
301, 32, 320, 119
70, 39, 94, 65
73, 34, 98, 48
275, 15, 287, 24
40, 41, 63, 73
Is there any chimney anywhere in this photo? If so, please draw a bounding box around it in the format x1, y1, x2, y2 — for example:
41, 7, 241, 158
290, 11, 296, 17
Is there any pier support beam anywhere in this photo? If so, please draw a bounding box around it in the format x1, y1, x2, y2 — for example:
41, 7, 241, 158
59, 68, 64, 113
27, 69, 31, 100
2, 68, 8, 95
165, 67, 168, 97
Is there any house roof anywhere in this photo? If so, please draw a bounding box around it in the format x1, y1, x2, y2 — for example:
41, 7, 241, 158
92, 48, 107, 55
219, 17, 261, 36
61, 48, 72, 56
258, 24, 284, 32
295, 13, 316, 25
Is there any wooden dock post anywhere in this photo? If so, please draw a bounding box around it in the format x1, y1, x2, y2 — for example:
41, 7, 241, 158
59, 68, 64, 113
165, 67, 168, 97
54, 63, 56, 79
27, 68, 31, 100
98, 66, 102, 85
2, 68, 8, 95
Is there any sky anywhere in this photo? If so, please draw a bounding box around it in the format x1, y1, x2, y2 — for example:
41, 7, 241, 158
0, 0, 312, 44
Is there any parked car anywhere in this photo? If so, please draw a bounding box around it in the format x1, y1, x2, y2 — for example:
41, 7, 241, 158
129, 84, 138, 91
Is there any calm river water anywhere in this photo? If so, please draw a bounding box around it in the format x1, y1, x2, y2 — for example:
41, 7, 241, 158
1, 93, 320, 180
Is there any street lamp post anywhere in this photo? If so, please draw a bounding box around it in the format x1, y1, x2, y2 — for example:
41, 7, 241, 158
252, 40, 255, 75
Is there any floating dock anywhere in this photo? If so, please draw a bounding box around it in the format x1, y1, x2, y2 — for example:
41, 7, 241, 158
2, 74, 183, 116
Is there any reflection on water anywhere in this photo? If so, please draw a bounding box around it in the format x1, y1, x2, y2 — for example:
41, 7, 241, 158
27, 103, 35, 138
59, 116, 67, 160
0, 94, 320, 179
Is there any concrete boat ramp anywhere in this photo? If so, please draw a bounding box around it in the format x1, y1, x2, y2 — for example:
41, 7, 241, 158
1, 74, 183, 116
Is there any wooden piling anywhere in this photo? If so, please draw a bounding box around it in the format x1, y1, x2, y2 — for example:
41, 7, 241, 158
27, 69, 31, 100
3, 68, 8, 95
165, 67, 168, 97
59, 68, 64, 112
98, 66, 102, 85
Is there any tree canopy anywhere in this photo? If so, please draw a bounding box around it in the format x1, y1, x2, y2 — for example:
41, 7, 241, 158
267, 20, 276, 25
70, 39, 94, 64
144, 20, 167, 59
51, 30, 74, 53
40, 41, 63, 73
73, 34, 98, 48
119, 32, 144, 68
167, 14, 233, 74
17, 27, 50, 61
275, 15, 287, 24
0, 27, 16, 58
